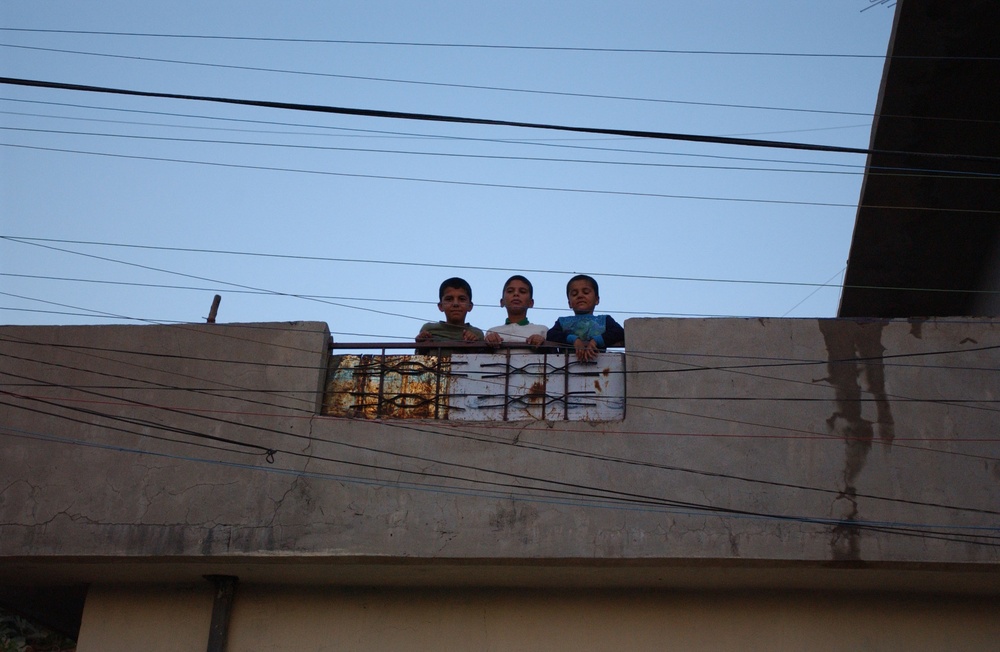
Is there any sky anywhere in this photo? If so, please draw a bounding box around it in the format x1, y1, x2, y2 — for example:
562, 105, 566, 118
0, 1, 899, 345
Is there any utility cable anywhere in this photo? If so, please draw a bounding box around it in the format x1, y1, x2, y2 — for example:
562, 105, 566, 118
6, 346, 994, 450
8, 123, 999, 181
0, 97, 879, 168
2, 419, 996, 548
0, 29, 899, 58
5, 141, 872, 209
6, 236, 999, 295
0, 43, 886, 118
0, 76, 897, 156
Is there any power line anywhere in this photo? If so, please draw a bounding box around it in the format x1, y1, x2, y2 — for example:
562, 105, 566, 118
629, 402, 999, 464
0, 124, 881, 178
0, 97, 881, 169
6, 332, 999, 453
0, 104, 877, 143
13, 94, 988, 180
0, 28, 896, 58
8, 123, 997, 181
0, 43, 884, 118
0, 341, 320, 414
6, 336, 998, 510
2, 418, 997, 548
0, 239, 430, 323
6, 236, 1000, 295
5, 44, 999, 127
0, 271, 839, 319
7, 389, 1000, 537
3, 144, 879, 210
0, 76, 883, 156
5, 329, 997, 376
10, 387, 998, 442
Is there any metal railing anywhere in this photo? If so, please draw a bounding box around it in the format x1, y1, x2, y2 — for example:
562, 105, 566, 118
324, 342, 625, 421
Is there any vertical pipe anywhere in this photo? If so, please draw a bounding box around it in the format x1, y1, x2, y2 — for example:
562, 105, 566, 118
206, 295, 222, 323
205, 575, 238, 652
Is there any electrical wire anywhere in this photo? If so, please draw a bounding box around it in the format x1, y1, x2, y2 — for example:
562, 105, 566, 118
0, 97, 890, 176
7, 389, 1000, 543
8, 123, 1000, 182
5, 236, 999, 296
2, 412, 996, 548
0, 43, 888, 119
4, 339, 998, 449
0, 124, 881, 178
0, 104, 877, 144
4, 332, 998, 544
0, 76, 896, 156
0, 28, 901, 58
6, 141, 876, 210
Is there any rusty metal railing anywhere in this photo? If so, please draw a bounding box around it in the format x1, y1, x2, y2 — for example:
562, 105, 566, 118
323, 342, 625, 422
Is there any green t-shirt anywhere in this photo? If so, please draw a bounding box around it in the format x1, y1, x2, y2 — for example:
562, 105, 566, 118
417, 321, 485, 354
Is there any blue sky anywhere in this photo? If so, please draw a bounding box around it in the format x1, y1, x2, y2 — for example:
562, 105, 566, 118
0, 2, 898, 342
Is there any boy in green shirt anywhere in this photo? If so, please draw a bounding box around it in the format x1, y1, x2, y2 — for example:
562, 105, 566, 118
415, 277, 485, 351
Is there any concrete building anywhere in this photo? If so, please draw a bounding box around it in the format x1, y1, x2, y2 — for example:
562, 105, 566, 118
1, 317, 998, 650
2, 1, 999, 650
839, 0, 1000, 318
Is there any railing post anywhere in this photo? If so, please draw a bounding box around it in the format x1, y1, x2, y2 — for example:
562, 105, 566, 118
502, 347, 511, 421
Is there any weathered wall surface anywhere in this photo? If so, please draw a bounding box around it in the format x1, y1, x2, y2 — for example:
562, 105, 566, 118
75, 585, 1000, 652
0, 322, 331, 559
1, 319, 998, 590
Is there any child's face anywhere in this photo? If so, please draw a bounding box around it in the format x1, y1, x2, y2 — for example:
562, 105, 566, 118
438, 286, 473, 325
501, 279, 534, 313
567, 279, 599, 314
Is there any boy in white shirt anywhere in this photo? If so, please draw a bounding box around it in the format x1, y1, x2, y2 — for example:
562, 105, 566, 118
485, 275, 548, 347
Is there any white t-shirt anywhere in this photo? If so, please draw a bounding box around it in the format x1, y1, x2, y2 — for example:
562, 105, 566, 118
487, 320, 549, 343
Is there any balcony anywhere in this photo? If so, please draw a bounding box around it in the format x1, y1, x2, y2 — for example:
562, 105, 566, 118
323, 343, 625, 421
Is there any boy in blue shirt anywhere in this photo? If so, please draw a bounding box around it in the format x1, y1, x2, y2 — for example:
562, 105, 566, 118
546, 274, 624, 362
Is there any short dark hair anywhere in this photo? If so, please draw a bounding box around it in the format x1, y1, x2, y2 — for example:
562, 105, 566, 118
503, 274, 533, 298
439, 277, 473, 301
566, 274, 598, 298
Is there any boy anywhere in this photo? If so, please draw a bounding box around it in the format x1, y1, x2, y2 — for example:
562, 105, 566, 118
546, 274, 625, 362
415, 277, 485, 352
485, 275, 548, 347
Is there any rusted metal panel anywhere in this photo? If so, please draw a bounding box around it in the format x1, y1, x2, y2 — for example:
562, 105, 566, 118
322, 354, 452, 419
322, 352, 624, 421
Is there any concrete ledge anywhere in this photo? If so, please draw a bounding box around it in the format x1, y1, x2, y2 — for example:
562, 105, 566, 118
2, 319, 998, 583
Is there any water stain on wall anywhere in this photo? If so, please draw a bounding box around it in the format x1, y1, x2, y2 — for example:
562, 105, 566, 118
817, 321, 895, 561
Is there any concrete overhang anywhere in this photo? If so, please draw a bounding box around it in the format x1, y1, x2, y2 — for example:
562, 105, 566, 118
2, 558, 999, 595
839, 0, 1000, 318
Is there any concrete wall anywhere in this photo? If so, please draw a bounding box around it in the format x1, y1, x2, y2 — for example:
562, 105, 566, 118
76, 585, 1000, 652
2, 318, 998, 648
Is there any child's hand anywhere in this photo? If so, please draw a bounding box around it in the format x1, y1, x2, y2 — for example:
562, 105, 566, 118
574, 338, 599, 362
415, 330, 433, 342
485, 332, 502, 347
462, 329, 482, 342
526, 334, 545, 347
